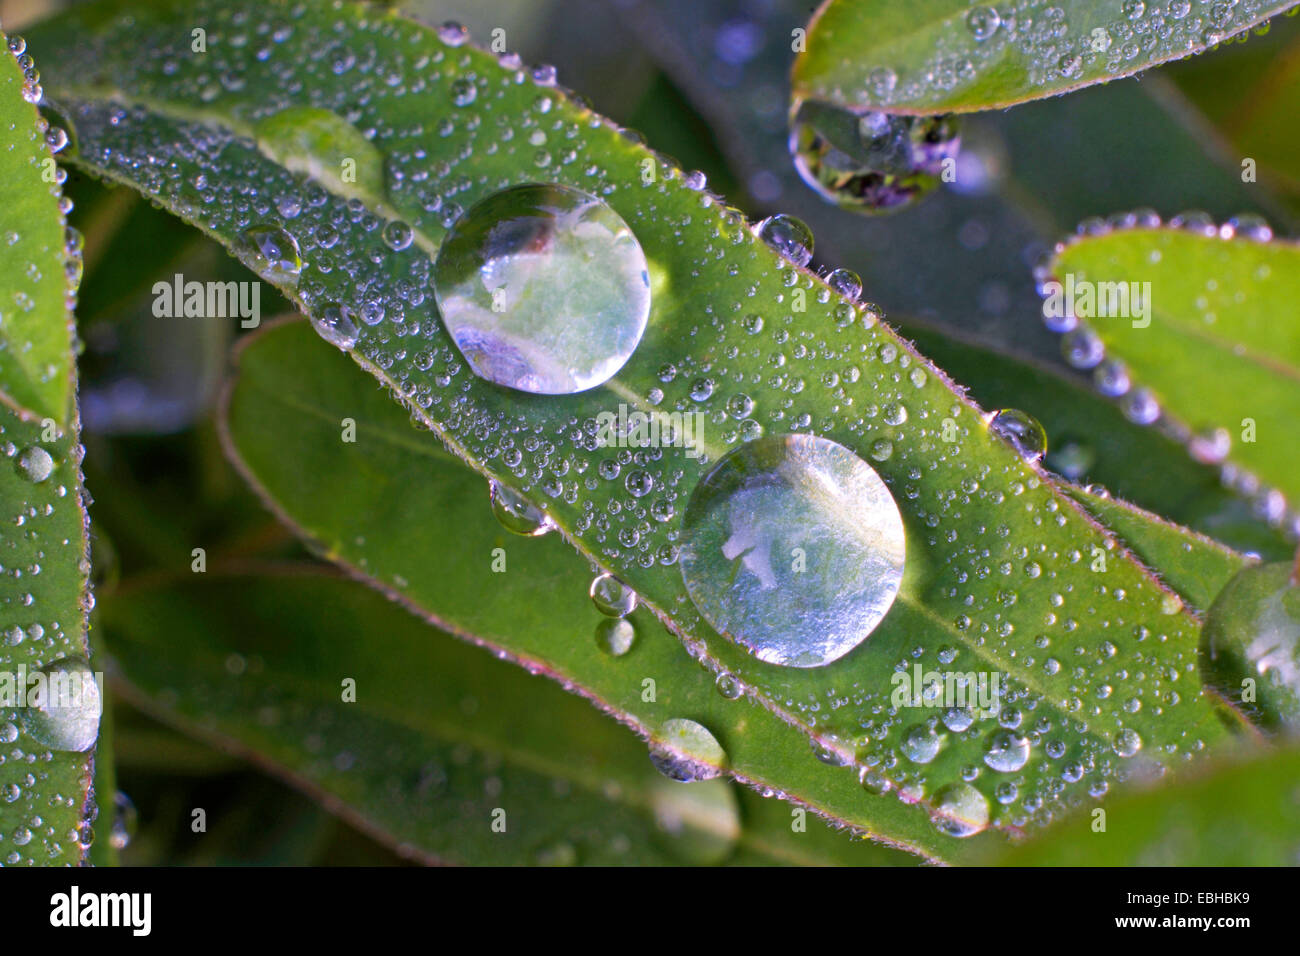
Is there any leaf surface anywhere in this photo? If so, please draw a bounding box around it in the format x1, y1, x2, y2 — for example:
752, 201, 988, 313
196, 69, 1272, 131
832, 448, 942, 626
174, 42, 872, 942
1050, 225, 1300, 521
100, 568, 912, 866
33, 0, 1238, 857
994, 745, 1300, 865
791, 0, 1298, 115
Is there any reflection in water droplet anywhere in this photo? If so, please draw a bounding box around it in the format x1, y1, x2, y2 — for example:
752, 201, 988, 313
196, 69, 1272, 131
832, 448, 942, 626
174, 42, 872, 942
715, 671, 743, 700
310, 302, 358, 350
1200, 562, 1300, 733
650, 775, 739, 864
984, 730, 1030, 772
432, 184, 651, 394
901, 724, 941, 764
649, 718, 726, 782
988, 409, 1047, 462
965, 6, 1001, 40
109, 791, 138, 850
15, 446, 53, 482
488, 480, 554, 536
1112, 727, 1143, 758
790, 100, 959, 214
589, 572, 637, 617
680, 434, 905, 667
19, 657, 101, 752
594, 618, 635, 657
234, 224, 303, 285
930, 783, 990, 838
754, 214, 813, 267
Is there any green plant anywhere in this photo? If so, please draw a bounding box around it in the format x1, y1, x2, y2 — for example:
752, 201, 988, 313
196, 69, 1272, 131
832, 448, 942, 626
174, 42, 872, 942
2, 0, 1298, 867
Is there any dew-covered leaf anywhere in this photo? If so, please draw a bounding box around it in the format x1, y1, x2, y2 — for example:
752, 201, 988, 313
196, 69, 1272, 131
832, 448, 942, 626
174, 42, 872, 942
1065, 487, 1248, 614
1048, 223, 1300, 532
221, 320, 943, 860
791, 0, 1297, 116
99, 567, 911, 866
992, 745, 1300, 865
0, 31, 76, 426
33, 0, 1239, 856
0, 30, 95, 867
903, 319, 1290, 559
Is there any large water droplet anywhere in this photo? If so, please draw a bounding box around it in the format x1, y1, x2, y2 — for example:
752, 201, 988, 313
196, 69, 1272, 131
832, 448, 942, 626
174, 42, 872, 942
680, 434, 905, 667
789, 100, 959, 214
1201, 562, 1300, 733
489, 479, 554, 537
648, 718, 726, 782
988, 409, 1047, 463
432, 184, 651, 394
930, 783, 990, 838
234, 224, 303, 286
19, 657, 101, 752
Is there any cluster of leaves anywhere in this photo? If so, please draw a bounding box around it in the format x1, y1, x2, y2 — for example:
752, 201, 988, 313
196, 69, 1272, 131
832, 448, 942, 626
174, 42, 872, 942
2, 0, 1299, 866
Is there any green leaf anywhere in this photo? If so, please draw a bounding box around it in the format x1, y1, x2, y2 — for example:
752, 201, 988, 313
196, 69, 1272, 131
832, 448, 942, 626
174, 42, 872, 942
0, 33, 76, 426
35, 0, 1237, 858
791, 0, 1298, 115
1064, 487, 1248, 615
1049, 224, 1300, 520
0, 32, 95, 867
992, 745, 1300, 865
902, 319, 1290, 559
221, 319, 941, 860
1166, 12, 1300, 206
100, 567, 910, 865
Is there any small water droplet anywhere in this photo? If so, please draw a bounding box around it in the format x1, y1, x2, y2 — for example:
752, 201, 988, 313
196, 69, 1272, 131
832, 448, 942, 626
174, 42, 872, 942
754, 214, 813, 267
715, 672, 743, 700
235, 224, 303, 286
983, 730, 1030, 772
649, 718, 726, 782
1112, 727, 1143, 758
589, 572, 637, 617
489, 480, 553, 536
109, 791, 138, 850
966, 6, 1001, 40
310, 302, 358, 350
15, 446, 53, 482
901, 724, 941, 764
988, 409, 1047, 463
594, 618, 636, 657
930, 783, 990, 838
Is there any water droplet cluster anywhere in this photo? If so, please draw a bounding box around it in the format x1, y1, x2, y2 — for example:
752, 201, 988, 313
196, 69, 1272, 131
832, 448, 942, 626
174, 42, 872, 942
1040, 210, 1299, 540
34, 3, 1230, 842
0, 29, 96, 866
